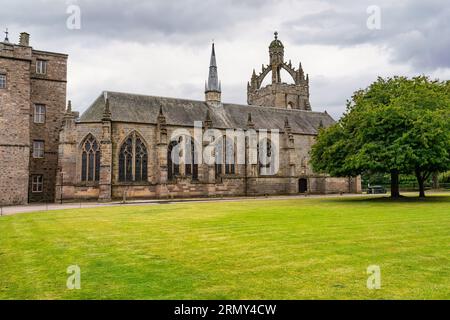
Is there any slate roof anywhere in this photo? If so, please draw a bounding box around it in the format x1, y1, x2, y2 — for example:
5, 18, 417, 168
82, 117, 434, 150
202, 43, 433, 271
79, 91, 335, 135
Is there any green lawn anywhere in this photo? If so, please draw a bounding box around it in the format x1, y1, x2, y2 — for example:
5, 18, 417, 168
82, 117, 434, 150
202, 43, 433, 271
1, 195, 449, 300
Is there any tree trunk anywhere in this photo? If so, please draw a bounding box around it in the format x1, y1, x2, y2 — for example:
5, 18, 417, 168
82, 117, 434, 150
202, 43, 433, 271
390, 170, 400, 198
415, 170, 426, 198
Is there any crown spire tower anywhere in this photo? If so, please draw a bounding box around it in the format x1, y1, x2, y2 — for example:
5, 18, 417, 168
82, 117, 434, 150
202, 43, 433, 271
247, 31, 311, 110
205, 42, 221, 104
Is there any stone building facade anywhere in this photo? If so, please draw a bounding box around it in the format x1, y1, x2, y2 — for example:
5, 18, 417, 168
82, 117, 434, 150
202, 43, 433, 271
0, 32, 67, 205
56, 33, 361, 202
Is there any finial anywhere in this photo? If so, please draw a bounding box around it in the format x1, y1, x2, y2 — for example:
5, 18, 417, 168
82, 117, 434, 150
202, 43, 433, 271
247, 113, 255, 129
159, 105, 164, 116
102, 95, 111, 120
4, 28, 9, 43
67, 100, 72, 113
274, 31, 278, 40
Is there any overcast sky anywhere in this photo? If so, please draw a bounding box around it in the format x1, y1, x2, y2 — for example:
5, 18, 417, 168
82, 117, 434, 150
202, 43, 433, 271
2, 0, 449, 119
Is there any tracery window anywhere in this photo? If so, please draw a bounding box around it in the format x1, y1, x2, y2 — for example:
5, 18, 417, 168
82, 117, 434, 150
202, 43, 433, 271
224, 136, 236, 175
167, 140, 180, 181
119, 132, 148, 182
258, 138, 274, 175
184, 137, 198, 181
81, 135, 100, 182
214, 136, 236, 178
214, 137, 223, 179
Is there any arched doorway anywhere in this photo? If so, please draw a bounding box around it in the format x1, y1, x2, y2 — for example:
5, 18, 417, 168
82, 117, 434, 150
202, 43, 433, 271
299, 178, 308, 193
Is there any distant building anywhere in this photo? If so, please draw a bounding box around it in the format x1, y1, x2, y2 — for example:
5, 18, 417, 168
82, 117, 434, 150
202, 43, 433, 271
0, 32, 68, 205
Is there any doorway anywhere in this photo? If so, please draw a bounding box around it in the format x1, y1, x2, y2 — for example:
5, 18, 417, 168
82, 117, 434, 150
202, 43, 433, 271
299, 178, 308, 193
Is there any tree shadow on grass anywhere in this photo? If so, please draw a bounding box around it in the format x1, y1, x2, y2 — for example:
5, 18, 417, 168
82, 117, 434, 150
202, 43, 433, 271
323, 195, 450, 204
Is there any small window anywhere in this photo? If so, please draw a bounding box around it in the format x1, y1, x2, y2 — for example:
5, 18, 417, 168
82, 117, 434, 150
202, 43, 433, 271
0, 74, 6, 89
36, 60, 47, 74
32, 175, 44, 193
34, 104, 46, 123
33, 140, 45, 158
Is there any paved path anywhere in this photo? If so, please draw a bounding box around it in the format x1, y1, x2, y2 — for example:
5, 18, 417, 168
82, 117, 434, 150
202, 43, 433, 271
0, 193, 380, 216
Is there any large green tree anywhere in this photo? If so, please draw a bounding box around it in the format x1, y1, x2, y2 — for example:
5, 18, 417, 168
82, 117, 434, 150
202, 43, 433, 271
311, 76, 450, 198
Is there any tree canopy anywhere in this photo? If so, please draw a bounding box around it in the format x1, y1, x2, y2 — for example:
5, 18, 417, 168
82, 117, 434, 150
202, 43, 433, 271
311, 76, 450, 197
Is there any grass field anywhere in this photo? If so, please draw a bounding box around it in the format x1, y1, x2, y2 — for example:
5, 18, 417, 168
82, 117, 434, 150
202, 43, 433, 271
1, 195, 449, 300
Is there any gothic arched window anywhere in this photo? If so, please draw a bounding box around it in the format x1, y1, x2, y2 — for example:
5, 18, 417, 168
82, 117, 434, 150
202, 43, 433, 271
224, 136, 236, 175
119, 132, 148, 182
258, 138, 274, 175
81, 134, 100, 182
214, 137, 224, 179
184, 137, 199, 181
167, 140, 180, 181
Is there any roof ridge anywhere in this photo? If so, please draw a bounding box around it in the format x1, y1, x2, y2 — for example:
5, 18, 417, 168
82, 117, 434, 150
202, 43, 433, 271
102, 90, 331, 117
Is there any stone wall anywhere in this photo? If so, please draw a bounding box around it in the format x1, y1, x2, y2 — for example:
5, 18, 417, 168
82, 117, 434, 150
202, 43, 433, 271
0, 39, 67, 206
0, 43, 32, 205
28, 50, 67, 202
248, 83, 310, 110
58, 120, 361, 201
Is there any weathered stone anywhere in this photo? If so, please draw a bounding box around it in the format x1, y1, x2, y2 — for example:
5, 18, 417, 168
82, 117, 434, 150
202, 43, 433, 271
0, 34, 67, 205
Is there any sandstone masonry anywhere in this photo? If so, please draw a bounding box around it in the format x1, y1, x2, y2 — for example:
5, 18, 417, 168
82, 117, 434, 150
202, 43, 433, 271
0, 32, 67, 205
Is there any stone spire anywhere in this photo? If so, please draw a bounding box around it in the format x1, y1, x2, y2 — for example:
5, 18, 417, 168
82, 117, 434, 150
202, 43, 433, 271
205, 42, 221, 104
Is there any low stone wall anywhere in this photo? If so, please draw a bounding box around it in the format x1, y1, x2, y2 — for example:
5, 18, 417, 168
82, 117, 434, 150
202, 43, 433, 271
59, 175, 361, 202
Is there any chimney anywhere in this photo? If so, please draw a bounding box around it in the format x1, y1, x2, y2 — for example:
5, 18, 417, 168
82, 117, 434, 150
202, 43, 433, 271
19, 32, 30, 46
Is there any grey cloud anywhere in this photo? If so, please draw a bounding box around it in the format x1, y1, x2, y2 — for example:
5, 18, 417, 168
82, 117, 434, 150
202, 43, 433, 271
1, 0, 275, 46
3, 0, 448, 119
284, 0, 450, 69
